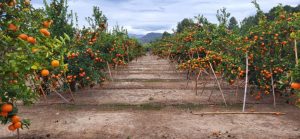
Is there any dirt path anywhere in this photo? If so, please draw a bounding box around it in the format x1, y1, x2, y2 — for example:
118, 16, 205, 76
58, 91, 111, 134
1, 54, 300, 139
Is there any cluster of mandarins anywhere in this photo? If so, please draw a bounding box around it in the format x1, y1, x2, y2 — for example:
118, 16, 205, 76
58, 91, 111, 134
13, 20, 52, 44
40, 60, 60, 78
15, 19, 57, 78
0, 104, 22, 131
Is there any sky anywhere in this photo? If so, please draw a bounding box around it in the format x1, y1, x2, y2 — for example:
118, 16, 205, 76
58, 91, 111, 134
31, 0, 299, 35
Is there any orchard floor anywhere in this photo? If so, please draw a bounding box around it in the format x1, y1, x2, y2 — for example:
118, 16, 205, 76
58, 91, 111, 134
1, 53, 300, 139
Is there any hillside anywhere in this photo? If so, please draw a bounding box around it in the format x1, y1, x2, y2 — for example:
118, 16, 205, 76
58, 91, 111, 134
140, 33, 162, 43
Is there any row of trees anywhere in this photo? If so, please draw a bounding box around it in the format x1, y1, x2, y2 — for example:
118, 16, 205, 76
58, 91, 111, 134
174, 4, 300, 34
152, 1, 300, 108
0, 0, 143, 131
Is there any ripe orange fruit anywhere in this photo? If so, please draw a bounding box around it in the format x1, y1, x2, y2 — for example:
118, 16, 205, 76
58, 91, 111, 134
40, 28, 50, 36
18, 34, 28, 40
280, 15, 285, 19
27, 37, 36, 44
51, 60, 60, 67
253, 35, 258, 40
281, 41, 287, 45
43, 21, 49, 28
8, 23, 18, 31
41, 69, 50, 77
42, 20, 52, 28
13, 122, 22, 129
11, 115, 21, 123
1, 103, 13, 112
1, 112, 8, 117
291, 83, 300, 90
8, 124, 16, 131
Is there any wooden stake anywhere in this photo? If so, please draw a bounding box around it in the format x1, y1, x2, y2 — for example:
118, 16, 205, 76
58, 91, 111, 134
115, 63, 120, 78
242, 53, 249, 112
106, 61, 113, 81
207, 73, 218, 101
270, 68, 276, 108
186, 68, 191, 88
49, 78, 71, 103
201, 80, 208, 96
55, 76, 75, 102
53, 90, 70, 103
235, 78, 239, 103
167, 47, 171, 60
191, 111, 286, 115
208, 89, 214, 101
39, 85, 47, 101
67, 85, 75, 102
127, 45, 130, 63
195, 70, 202, 95
17, 128, 20, 139
200, 70, 210, 96
209, 62, 227, 107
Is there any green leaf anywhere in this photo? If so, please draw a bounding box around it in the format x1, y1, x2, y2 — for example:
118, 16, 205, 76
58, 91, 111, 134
55, 38, 62, 44
31, 62, 41, 70
59, 36, 65, 44
16, 47, 23, 51
64, 33, 70, 41
290, 32, 296, 39
31, 65, 38, 70
9, 60, 16, 66
53, 44, 60, 49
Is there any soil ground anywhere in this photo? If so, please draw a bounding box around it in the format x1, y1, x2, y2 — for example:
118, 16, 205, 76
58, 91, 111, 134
1, 54, 300, 139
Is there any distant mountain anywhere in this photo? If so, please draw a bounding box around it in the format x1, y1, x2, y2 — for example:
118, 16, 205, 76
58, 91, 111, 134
128, 32, 163, 43
139, 33, 162, 43
128, 34, 144, 39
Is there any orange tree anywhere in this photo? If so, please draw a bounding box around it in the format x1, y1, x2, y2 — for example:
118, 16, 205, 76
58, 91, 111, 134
241, 4, 300, 102
151, 2, 299, 104
0, 0, 143, 132
0, 0, 69, 131
65, 7, 143, 90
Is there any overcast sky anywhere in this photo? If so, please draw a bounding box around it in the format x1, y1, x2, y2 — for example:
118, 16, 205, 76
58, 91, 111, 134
31, 0, 299, 35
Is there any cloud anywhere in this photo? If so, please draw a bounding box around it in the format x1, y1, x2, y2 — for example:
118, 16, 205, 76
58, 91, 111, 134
122, 7, 165, 13
31, 0, 299, 35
